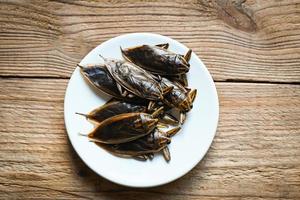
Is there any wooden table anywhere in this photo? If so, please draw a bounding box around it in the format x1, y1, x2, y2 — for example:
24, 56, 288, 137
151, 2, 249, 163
1, 0, 300, 199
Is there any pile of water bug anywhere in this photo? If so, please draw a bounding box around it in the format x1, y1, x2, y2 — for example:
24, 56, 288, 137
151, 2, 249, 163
77, 43, 197, 162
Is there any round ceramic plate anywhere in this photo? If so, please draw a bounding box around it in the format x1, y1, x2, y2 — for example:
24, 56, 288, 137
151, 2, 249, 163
64, 33, 219, 187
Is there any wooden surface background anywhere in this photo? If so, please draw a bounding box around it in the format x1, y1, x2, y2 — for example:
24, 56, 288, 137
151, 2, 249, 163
1, 0, 300, 199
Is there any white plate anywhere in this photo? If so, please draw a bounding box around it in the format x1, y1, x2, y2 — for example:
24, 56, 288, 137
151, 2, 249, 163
64, 33, 219, 187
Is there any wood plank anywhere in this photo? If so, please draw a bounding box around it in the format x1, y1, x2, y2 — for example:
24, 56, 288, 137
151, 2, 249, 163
0, 0, 300, 82
0, 78, 299, 199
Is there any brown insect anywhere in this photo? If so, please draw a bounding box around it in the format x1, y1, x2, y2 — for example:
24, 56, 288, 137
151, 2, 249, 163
121, 43, 192, 76
83, 107, 164, 144
99, 55, 173, 102
76, 100, 178, 125
96, 127, 181, 162
160, 78, 197, 124
76, 100, 147, 124
78, 64, 142, 102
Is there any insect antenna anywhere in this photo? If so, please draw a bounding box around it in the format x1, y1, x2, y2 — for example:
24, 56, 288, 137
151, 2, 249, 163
99, 54, 107, 61
75, 112, 88, 118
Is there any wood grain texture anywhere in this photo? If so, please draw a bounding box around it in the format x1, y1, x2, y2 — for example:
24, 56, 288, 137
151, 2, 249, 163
1, 0, 300, 199
0, 78, 299, 199
0, 0, 300, 82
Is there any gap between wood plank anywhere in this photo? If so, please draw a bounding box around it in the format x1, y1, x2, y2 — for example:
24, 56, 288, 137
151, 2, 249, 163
0, 75, 299, 85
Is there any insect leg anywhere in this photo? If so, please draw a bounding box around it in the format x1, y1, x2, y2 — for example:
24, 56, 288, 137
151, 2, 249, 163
156, 43, 169, 49
184, 49, 192, 62
179, 112, 187, 125
166, 127, 181, 137
162, 147, 171, 162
